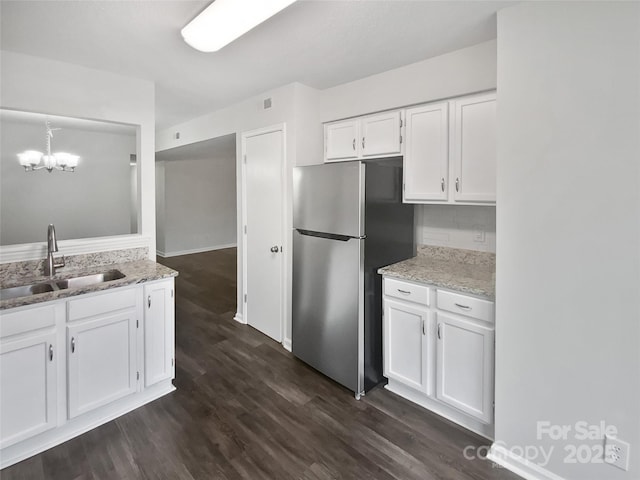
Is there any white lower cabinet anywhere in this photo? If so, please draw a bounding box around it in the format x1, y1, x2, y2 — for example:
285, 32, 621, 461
436, 312, 494, 424
67, 310, 138, 418
144, 280, 175, 387
382, 276, 494, 437
0, 331, 57, 448
383, 299, 431, 395
0, 277, 176, 469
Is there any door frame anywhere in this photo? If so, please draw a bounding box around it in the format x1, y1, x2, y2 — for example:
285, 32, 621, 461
239, 123, 287, 345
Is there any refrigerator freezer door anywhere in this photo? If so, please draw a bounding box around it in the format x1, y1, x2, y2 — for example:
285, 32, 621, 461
293, 162, 365, 238
292, 229, 363, 394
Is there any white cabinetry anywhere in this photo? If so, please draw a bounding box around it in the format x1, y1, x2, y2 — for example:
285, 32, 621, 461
0, 277, 176, 469
403, 91, 496, 205
404, 102, 449, 202
0, 304, 62, 449
436, 313, 494, 424
325, 111, 403, 162
144, 279, 175, 387
67, 311, 137, 418
383, 299, 431, 394
382, 276, 494, 438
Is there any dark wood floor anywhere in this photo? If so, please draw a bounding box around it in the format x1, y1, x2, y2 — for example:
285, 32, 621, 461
2, 248, 520, 480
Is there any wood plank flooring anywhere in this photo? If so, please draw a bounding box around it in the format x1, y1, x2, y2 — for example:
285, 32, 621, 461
2, 248, 520, 480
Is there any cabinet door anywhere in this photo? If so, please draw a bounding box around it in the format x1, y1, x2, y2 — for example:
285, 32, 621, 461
436, 312, 494, 423
325, 120, 360, 161
144, 279, 175, 387
361, 111, 402, 158
383, 298, 432, 395
0, 332, 57, 448
67, 311, 137, 418
451, 92, 496, 203
403, 102, 449, 202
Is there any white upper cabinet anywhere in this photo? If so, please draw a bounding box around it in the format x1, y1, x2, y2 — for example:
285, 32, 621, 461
451, 92, 497, 203
325, 120, 360, 161
361, 111, 402, 158
144, 279, 175, 388
403, 102, 449, 202
325, 111, 403, 162
403, 91, 496, 205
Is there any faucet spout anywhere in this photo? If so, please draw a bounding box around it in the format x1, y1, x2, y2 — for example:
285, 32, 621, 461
47, 224, 58, 253
44, 224, 65, 277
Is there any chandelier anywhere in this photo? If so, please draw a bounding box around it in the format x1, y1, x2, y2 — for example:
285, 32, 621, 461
17, 119, 80, 173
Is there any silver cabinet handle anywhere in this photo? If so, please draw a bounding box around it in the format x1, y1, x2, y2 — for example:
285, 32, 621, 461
397, 289, 411, 295
270, 246, 279, 253
49, 344, 54, 362
148, 295, 151, 308
362, 137, 365, 149
441, 178, 445, 192
422, 319, 426, 335
71, 337, 75, 353
455, 177, 460, 192
352, 138, 356, 150
437, 324, 442, 340
454, 303, 471, 310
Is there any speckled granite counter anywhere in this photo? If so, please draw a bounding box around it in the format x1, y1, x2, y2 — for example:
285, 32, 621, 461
378, 245, 495, 299
0, 249, 178, 310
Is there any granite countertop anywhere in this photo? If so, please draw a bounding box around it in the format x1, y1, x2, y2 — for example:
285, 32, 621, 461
378, 246, 495, 299
0, 259, 178, 310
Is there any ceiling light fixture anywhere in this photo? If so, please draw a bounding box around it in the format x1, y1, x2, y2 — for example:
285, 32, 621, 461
18, 119, 79, 173
181, 0, 297, 53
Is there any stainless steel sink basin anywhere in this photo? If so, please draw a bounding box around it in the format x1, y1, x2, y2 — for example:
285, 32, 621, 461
55, 270, 125, 289
0, 282, 55, 300
0, 269, 126, 301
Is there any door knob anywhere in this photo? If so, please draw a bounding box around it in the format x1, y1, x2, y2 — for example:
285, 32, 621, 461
270, 246, 279, 253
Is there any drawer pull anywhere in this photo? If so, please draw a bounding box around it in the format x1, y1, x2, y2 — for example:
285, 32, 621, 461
71, 337, 75, 353
397, 289, 411, 295
49, 344, 54, 362
437, 323, 442, 339
454, 303, 471, 310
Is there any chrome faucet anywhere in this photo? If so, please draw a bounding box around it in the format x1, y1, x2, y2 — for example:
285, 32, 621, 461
44, 224, 65, 277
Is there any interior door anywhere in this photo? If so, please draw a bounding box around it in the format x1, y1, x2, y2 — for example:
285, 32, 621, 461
243, 127, 284, 342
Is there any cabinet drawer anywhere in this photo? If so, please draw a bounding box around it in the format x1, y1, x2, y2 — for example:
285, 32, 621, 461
384, 278, 430, 306
436, 290, 493, 323
68, 288, 137, 321
0, 304, 57, 338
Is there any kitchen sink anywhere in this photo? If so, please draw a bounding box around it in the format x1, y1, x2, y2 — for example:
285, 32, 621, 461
55, 269, 125, 289
0, 269, 126, 300
0, 282, 56, 300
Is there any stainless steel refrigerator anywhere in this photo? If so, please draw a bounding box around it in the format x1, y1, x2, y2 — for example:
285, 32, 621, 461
292, 158, 415, 398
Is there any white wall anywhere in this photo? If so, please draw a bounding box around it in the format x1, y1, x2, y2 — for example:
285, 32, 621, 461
1, 122, 135, 244
156, 137, 237, 257
0, 51, 156, 259
494, 3, 640, 480
319, 40, 497, 122
416, 205, 495, 252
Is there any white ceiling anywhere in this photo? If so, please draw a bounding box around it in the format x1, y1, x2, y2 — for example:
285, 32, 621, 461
0, 0, 509, 131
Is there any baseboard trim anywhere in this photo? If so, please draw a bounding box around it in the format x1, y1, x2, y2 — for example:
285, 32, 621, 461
233, 312, 245, 324
1, 380, 175, 470
282, 337, 292, 352
487, 443, 565, 480
157, 243, 237, 258
385, 380, 493, 439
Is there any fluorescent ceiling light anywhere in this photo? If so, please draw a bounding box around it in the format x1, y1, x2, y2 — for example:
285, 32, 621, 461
181, 0, 297, 53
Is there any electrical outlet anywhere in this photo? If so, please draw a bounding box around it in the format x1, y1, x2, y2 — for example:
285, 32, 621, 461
473, 225, 486, 243
604, 434, 630, 471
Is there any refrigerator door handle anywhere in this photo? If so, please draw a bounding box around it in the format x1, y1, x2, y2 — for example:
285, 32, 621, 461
296, 229, 357, 242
